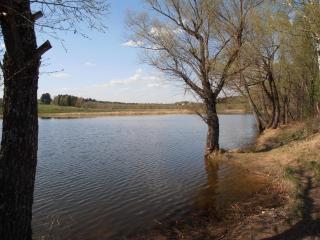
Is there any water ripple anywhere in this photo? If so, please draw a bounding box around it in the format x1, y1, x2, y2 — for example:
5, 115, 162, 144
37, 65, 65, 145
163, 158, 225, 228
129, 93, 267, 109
31, 114, 257, 239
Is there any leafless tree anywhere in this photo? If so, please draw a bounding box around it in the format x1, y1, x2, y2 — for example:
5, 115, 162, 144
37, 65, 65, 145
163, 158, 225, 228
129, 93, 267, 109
128, 0, 261, 154
286, 0, 320, 114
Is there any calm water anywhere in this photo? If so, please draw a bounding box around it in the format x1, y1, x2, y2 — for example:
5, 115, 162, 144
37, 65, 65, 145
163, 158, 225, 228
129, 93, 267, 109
32, 114, 257, 239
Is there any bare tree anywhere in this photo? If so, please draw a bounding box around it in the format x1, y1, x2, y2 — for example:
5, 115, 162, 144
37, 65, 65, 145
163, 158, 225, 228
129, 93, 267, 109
128, 0, 260, 154
236, 1, 320, 129
287, 0, 320, 69
0, 1, 108, 239
286, 0, 320, 114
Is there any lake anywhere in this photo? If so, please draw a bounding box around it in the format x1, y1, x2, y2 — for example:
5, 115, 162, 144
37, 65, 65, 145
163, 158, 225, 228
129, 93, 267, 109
32, 114, 257, 239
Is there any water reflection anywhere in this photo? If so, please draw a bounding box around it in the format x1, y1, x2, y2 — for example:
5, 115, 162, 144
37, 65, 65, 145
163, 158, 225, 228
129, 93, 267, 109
196, 155, 267, 217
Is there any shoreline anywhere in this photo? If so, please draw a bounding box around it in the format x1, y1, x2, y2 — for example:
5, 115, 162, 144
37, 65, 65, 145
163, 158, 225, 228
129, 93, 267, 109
128, 119, 320, 239
37, 109, 249, 118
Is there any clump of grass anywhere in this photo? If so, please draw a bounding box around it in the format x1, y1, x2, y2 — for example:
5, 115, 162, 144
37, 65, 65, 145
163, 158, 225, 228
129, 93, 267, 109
283, 166, 300, 184
307, 161, 320, 180
304, 118, 320, 135
283, 159, 320, 219
276, 128, 305, 145
283, 166, 304, 218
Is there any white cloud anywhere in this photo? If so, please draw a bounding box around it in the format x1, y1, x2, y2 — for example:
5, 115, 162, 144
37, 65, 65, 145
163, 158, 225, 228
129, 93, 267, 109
50, 72, 71, 79
98, 68, 146, 87
95, 69, 166, 88
0, 43, 5, 50
122, 40, 144, 47
147, 83, 161, 88
84, 61, 96, 67
42, 69, 195, 103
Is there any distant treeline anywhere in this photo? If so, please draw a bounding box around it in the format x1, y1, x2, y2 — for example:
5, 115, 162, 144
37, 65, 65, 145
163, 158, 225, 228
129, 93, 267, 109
51, 94, 203, 110
52, 94, 87, 107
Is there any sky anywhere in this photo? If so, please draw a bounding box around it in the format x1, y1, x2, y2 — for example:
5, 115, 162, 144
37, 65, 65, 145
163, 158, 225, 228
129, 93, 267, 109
35, 0, 193, 103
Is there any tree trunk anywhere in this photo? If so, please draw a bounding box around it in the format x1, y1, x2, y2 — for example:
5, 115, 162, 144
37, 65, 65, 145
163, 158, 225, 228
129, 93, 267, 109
0, 2, 45, 239
261, 81, 273, 126
266, 76, 276, 128
243, 78, 265, 133
316, 39, 320, 77
282, 96, 289, 125
270, 78, 280, 129
315, 39, 320, 117
205, 98, 219, 155
264, 72, 280, 129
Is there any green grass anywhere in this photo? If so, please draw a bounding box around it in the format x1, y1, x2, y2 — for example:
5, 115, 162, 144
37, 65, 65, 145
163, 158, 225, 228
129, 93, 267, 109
38, 104, 111, 114
37, 104, 191, 114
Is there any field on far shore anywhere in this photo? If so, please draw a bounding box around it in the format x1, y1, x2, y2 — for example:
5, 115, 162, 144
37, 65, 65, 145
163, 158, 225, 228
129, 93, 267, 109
0, 96, 250, 117
36, 96, 250, 117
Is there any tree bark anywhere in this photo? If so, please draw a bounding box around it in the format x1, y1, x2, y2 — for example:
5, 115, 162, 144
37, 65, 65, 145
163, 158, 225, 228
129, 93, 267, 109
316, 39, 320, 77
205, 98, 219, 155
0, 1, 44, 239
242, 75, 266, 133
282, 96, 289, 125
266, 75, 276, 128
270, 77, 280, 129
263, 72, 280, 129
314, 39, 320, 117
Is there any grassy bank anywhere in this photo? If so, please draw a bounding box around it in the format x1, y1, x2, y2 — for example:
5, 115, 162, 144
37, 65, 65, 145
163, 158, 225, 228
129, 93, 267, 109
129, 119, 320, 240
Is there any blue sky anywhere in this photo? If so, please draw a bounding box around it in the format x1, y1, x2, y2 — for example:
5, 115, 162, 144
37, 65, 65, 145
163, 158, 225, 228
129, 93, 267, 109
36, 0, 191, 103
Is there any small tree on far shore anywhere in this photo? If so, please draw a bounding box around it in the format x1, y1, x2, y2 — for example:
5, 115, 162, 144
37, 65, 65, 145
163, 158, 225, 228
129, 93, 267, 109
40, 93, 52, 104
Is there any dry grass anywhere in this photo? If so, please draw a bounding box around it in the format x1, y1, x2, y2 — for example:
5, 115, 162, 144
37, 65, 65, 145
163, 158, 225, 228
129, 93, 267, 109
39, 109, 194, 118
223, 120, 320, 239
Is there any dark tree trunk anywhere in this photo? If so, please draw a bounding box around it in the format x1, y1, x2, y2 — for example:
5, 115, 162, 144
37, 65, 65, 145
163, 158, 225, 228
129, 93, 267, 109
242, 76, 265, 133
260, 88, 270, 121
261, 81, 272, 122
262, 72, 280, 129
205, 98, 219, 154
248, 96, 265, 133
0, 1, 48, 239
266, 76, 276, 128
283, 97, 289, 125
270, 77, 280, 129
